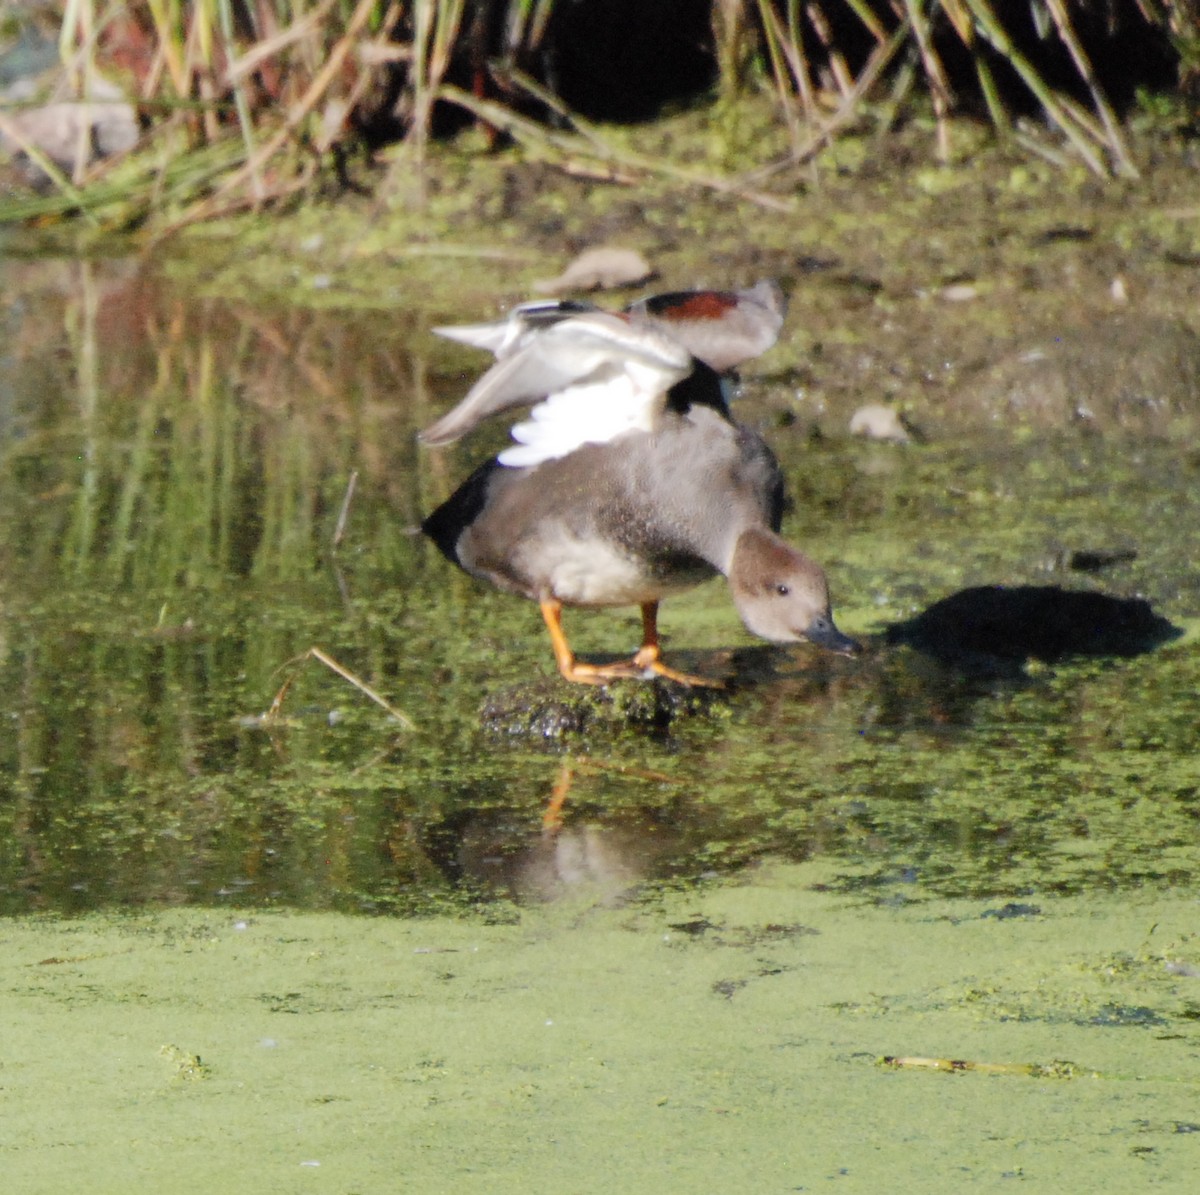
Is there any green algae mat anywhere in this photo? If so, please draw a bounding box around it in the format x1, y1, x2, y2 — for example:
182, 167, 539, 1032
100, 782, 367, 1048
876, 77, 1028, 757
4, 865, 1198, 1193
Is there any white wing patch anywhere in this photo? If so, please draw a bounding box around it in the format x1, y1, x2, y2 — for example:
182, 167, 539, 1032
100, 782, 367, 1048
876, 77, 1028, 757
498, 359, 671, 467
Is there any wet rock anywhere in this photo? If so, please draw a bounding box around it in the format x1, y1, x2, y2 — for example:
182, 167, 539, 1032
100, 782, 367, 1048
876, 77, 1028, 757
849, 403, 912, 443
533, 246, 654, 294
0, 30, 137, 183
479, 675, 727, 739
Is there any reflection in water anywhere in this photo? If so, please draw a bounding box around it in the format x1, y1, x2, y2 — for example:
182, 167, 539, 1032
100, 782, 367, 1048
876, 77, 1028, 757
407, 762, 686, 906
0, 257, 1197, 915
445, 812, 676, 906
435, 762, 682, 905
0, 256, 446, 913
1, 257, 436, 586
466, 819, 665, 904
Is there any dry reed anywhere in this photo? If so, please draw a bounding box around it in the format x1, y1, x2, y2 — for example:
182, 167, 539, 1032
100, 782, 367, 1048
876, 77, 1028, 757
0, 1, 1190, 227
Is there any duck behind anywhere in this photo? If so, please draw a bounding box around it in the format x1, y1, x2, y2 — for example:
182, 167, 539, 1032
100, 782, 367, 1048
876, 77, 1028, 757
420, 287, 858, 685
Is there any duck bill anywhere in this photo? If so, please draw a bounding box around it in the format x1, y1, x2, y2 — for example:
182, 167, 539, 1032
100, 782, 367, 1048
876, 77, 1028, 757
805, 620, 861, 656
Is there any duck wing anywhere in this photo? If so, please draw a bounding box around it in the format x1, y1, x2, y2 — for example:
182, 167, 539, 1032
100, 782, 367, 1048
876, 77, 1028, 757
433, 300, 599, 358
421, 310, 692, 448
626, 279, 786, 372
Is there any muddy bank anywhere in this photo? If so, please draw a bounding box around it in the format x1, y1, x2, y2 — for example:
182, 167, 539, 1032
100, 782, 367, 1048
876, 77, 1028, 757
145, 114, 1200, 456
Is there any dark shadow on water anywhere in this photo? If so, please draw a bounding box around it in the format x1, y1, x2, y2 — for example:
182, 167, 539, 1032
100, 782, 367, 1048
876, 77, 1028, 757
884, 585, 1183, 676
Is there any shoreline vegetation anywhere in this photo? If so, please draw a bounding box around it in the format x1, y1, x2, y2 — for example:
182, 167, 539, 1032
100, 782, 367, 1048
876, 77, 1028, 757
0, 1, 1196, 235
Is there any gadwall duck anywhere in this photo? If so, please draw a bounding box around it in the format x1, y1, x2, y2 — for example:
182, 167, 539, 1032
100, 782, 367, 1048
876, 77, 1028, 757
421, 290, 858, 686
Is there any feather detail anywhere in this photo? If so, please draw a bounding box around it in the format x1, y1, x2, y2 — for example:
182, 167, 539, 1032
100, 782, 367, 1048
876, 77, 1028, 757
497, 361, 668, 467
421, 310, 690, 449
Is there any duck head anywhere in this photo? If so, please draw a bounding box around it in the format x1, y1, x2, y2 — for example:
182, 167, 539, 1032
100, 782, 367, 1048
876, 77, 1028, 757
727, 528, 860, 654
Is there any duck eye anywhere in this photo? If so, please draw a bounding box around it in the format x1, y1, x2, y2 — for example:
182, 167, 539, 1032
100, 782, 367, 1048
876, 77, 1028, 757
775, 583, 791, 597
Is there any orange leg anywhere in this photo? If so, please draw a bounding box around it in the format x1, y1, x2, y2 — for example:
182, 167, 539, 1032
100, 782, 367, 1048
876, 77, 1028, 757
539, 599, 723, 688
540, 598, 637, 684
632, 602, 725, 688
542, 761, 573, 831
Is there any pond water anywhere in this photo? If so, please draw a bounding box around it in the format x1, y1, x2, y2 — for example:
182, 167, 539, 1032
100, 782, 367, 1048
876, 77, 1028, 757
2, 254, 1198, 1190
2, 255, 1197, 915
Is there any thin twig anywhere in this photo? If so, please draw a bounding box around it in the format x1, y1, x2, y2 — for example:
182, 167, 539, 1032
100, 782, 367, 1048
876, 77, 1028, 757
265, 646, 415, 729
960, 0, 1108, 177
901, 0, 954, 162
224, 0, 338, 85
1042, 0, 1138, 177
440, 79, 795, 213
881, 1055, 1097, 1078
332, 470, 358, 550
754, 0, 805, 152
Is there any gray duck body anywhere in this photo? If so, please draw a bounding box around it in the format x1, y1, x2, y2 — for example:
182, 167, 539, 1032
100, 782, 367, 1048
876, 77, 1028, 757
422, 368, 784, 608
420, 295, 857, 683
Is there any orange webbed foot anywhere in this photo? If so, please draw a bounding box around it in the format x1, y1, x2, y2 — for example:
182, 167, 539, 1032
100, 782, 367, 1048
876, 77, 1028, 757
540, 598, 726, 688
630, 643, 725, 689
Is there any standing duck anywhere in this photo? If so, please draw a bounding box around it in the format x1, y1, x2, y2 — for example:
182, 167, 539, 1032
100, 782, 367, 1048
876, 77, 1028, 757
420, 287, 858, 686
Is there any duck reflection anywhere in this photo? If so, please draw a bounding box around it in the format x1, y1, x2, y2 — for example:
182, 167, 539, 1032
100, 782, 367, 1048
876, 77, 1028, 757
417, 764, 683, 905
